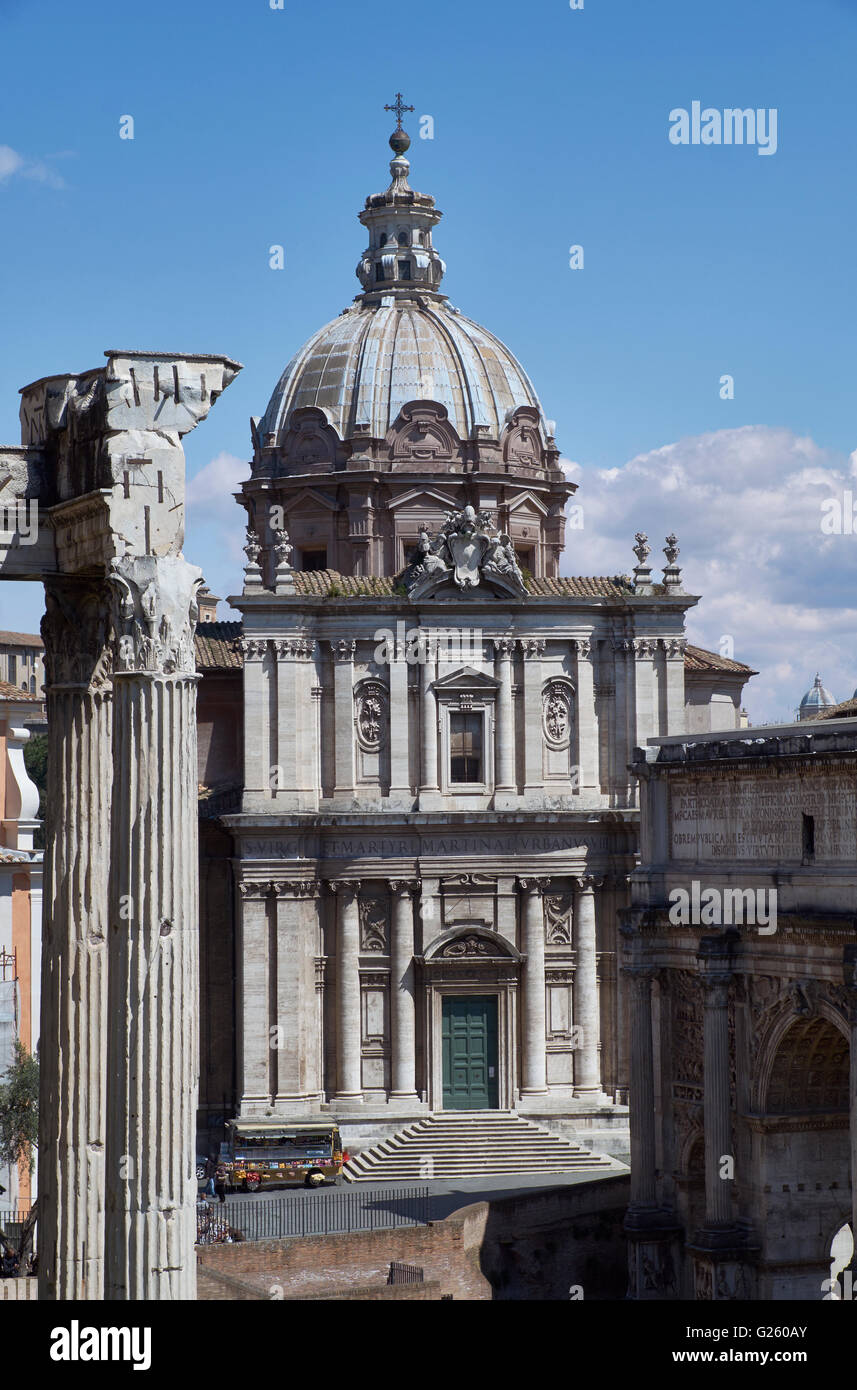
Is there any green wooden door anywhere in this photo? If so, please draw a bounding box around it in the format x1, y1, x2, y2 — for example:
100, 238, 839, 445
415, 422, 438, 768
442, 996, 499, 1110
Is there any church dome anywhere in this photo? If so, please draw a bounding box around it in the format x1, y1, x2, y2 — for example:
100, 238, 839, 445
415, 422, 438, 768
260, 125, 545, 445
798, 673, 836, 718
260, 298, 544, 444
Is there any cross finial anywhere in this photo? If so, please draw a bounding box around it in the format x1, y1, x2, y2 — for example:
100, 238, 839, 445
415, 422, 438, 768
384, 92, 415, 131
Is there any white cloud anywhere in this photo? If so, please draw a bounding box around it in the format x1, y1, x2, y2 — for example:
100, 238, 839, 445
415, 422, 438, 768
0, 144, 65, 189
185, 452, 249, 616
563, 425, 857, 725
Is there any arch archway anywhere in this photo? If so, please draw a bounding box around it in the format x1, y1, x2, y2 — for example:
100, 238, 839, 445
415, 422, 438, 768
752, 1012, 851, 1298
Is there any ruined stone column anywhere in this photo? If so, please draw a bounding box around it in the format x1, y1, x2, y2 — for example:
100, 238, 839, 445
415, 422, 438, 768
699, 942, 733, 1229
573, 876, 602, 1097
519, 878, 548, 1096
38, 581, 113, 1301
11, 348, 240, 1301
389, 881, 418, 1100
333, 882, 363, 1101
626, 965, 658, 1213
103, 555, 203, 1300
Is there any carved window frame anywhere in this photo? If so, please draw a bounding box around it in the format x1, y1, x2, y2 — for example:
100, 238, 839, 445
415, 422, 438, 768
436, 683, 497, 797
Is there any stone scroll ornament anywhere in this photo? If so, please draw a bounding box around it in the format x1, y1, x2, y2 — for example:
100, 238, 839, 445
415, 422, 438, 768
403, 504, 526, 600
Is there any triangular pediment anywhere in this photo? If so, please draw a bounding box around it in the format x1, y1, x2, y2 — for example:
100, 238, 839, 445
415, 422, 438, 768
387, 486, 460, 512
432, 666, 500, 691
506, 490, 549, 517
283, 487, 338, 514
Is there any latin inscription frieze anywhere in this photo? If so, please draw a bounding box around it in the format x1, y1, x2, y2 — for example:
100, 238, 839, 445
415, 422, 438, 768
670, 775, 857, 862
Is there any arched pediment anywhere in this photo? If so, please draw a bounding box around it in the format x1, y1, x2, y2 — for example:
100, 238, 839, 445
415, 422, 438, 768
501, 406, 546, 468
423, 925, 522, 962
279, 407, 346, 471
386, 401, 462, 467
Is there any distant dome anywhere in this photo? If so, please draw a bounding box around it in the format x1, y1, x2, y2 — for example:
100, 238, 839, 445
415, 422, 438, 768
261, 299, 544, 443
798, 673, 836, 718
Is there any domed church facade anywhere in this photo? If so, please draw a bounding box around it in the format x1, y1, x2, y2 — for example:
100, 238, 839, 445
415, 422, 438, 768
196, 109, 756, 1155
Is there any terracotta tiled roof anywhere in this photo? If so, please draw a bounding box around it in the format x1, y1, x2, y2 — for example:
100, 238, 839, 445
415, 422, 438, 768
293, 570, 400, 598
527, 575, 634, 598
291, 570, 635, 600
0, 680, 42, 702
194, 622, 242, 671
684, 643, 758, 676
813, 697, 857, 721
0, 631, 43, 648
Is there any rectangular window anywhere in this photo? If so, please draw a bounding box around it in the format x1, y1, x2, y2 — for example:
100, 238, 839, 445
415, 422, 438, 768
450, 712, 483, 784
301, 549, 327, 572
375, 263, 385, 282
7, 654, 15, 685
802, 813, 815, 861
398, 260, 412, 281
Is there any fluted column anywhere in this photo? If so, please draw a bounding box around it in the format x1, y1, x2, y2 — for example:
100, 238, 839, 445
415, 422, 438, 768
626, 965, 658, 1213
389, 880, 418, 1099
104, 554, 203, 1300
519, 878, 548, 1095
493, 638, 516, 794
332, 882, 363, 1100
419, 636, 438, 794
573, 875, 602, 1097
38, 580, 113, 1302
699, 941, 734, 1229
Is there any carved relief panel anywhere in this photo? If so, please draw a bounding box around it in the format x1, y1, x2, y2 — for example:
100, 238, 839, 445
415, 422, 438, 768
354, 677, 389, 787
542, 677, 576, 783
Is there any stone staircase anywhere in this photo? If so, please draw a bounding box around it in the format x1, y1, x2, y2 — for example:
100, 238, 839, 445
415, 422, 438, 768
343, 1112, 621, 1182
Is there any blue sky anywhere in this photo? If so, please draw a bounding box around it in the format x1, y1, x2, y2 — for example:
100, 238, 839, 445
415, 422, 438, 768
1, 0, 855, 722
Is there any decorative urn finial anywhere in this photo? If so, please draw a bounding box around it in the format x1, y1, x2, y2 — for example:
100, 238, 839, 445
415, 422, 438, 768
662, 534, 683, 591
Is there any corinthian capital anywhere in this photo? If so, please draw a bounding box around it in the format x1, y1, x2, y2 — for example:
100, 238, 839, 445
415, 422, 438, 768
42, 579, 113, 694
109, 554, 202, 678
519, 638, 545, 661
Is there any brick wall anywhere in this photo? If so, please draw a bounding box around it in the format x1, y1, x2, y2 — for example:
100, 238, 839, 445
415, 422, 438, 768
197, 1174, 630, 1300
